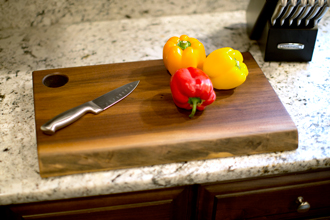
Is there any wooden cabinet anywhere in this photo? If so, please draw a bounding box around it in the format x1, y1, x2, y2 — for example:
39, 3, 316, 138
2, 168, 330, 220
196, 168, 330, 220
2, 186, 196, 220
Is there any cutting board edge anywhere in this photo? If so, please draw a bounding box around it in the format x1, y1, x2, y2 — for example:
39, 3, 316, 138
35, 118, 298, 154
37, 127, 298, 178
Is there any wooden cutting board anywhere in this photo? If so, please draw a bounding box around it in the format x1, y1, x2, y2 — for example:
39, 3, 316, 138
33, 52, 298, 178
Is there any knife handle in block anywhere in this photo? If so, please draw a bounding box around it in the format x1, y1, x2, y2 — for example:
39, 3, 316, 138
40, 101, 103, 135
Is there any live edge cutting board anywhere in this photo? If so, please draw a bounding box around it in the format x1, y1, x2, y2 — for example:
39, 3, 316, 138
33, 52, 298, 178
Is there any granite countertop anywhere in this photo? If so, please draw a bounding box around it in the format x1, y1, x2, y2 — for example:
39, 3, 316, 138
1, 10, 330, 206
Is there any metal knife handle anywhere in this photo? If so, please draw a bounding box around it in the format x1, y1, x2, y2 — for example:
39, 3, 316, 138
297, 0, 315, 26
289, 0, 307, 25
271, 0, 288, 26
40, 101, 103, 135
305, 0, 325, 26
313, 0, 330, 25
280, 0, 298, 25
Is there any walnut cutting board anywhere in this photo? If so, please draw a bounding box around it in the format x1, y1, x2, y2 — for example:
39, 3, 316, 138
33, 52, 298, 178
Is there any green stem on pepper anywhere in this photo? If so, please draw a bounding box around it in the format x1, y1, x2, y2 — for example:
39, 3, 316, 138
234, 58, 241, 69
178, 40, 191, 50
188, 97, 202, 118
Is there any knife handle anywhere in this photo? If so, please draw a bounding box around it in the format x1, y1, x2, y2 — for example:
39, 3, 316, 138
289, 3, 306, 26
305, 0, 324, 26
297, 0, 315, 26
271, 0, 287, 26
40, 101, 103, 135
280, 4, 295, 26
313, 4, 329, 26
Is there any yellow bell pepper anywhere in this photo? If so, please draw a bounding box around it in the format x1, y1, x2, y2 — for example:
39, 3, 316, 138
163, 35, 206, 75
203, 47, 249, 90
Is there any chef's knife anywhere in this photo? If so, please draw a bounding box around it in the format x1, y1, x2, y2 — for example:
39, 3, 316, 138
40, 80, 140, 135
280, 0, 298, 25
296, 0, 315, 26
313, 0, 330, 26
305, 0, 325, 26
271, 0, 288, 26
289, 0, 307, 25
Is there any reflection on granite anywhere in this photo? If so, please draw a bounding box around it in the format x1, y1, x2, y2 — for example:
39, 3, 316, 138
0, 10, 330, 205
0, 0, 249, 30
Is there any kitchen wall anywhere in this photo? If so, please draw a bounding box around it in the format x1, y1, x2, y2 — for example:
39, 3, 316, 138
0, 0, 248, 30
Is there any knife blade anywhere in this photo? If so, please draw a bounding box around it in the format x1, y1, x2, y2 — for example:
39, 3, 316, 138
271, 0, 288, 26
305, 0, 325, 26
296, 0, 315, 26
280, 0, 298, 26
313, 0, 330, 26
288, 0, 308, 25
40, 80, 140, 135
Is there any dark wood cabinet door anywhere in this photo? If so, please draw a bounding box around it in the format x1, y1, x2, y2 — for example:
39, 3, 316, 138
3, 169, 330, 220
4, 185, 196, 220
196, 168, 330, 220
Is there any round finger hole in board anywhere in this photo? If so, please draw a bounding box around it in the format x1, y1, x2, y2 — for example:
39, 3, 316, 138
42, 73, 69, 88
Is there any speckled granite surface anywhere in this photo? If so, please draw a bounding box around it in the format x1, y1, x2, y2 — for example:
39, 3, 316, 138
1, 9, 330, 206
0, 0, 249, 30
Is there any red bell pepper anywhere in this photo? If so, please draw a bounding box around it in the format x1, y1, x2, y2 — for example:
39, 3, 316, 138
170, 67, 216, 118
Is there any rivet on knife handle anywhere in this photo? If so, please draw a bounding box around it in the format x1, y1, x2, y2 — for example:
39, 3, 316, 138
40, 80, 140, 135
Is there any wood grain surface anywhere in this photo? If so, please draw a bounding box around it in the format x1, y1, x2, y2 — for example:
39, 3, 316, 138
33, 52, 298, 178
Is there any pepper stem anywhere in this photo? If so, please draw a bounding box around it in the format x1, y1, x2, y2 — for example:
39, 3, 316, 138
234, 58, 241, 69
178, 40, 191, 50
188, 97, 202, 118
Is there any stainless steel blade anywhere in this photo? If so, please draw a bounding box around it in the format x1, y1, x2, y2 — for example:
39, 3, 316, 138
297, 0, 315, 26
40, 80, 140, 135
93, 80, 140, 110
305, 0, 325, 26
280, 0, 298, 25
313, 0, 330, 26
289, 0, 308, 25
271, 0, 288, 26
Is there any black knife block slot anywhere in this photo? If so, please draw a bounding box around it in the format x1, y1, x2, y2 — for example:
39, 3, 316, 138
258, 21, 318, 62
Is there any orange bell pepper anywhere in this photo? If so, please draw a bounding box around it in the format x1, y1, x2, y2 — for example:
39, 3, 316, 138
163, 35, 206, 75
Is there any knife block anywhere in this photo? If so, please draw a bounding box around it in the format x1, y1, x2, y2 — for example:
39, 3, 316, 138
257, 21, 318, 62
